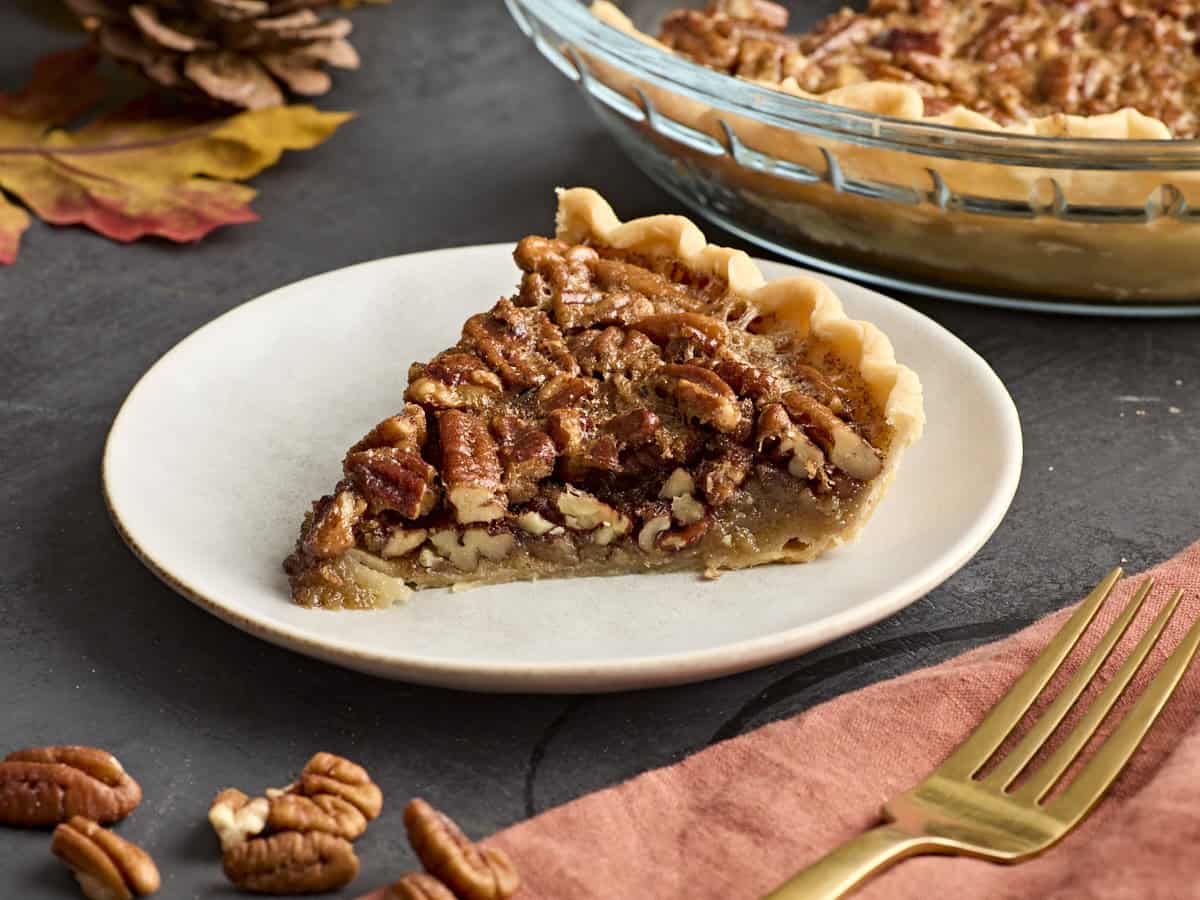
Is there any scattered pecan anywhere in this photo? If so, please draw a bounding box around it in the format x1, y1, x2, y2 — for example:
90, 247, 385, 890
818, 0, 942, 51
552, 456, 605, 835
223, 830, 359, 895
267, 793, 369, 843
438, 410, 507, 524
345, 447, 439, 519
568, 326, 662, 380
350, 404, 428, 453
51, 816, 160, 900
660, 364, 743, 433
710, 355, 779, 403
782, 391, 882, 481
661, 9, 741, 68
634, 311, 729, 355
0, 747, 141, 827
546, 409, 621, 479
389, 873, 457, 900
300, 490, 366, 560
294, 753, 383, 824
404, 799, 520, 900
871, 27, 942, 54
209, 788, 270, 851
491, 416, 557, 504
555, 487, 631, 540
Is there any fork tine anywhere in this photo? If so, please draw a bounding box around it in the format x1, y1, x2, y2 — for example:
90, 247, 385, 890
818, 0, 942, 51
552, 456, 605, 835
935, 568, 1123, 780
1043, 590, 1197, 823
982, 578, 1154, 790
1014, 587, 1184, 804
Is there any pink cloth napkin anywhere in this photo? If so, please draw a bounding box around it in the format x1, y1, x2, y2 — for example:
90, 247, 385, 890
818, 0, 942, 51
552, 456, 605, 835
362, 542, 1200, 899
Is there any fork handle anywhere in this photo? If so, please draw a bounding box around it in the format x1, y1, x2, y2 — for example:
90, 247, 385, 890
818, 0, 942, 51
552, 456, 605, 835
762, 824, 941, 900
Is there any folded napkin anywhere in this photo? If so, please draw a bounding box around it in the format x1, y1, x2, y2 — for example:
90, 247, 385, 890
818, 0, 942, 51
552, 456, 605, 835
362, 542, 1200, 900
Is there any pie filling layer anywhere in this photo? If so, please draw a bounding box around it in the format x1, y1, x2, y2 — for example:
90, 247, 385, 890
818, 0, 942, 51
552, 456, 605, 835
656, 0, 1200, 136
284, 201, 905, 610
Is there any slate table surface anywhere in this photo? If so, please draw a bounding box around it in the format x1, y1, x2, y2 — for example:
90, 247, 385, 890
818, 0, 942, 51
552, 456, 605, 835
2, 2, 1199, 896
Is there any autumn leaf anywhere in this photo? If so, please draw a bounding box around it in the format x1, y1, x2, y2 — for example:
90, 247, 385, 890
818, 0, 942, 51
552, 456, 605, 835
0, 47, 352, 263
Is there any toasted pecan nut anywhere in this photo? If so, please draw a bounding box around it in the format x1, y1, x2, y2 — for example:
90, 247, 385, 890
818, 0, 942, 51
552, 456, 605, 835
438, 411, 507, 524
634, 311, 729, 354
350, 405, 429, 453
267, 793, 368, 842
718, 0, 791, 29
52, 816, 159, 900
603, 408, 660, 446
697, 444, 753, 506
223, 830, 358, 895
466, 299, 579, 389
782, 391, 881, 481
491, 416, 557, 504
0, 747, 141, 827
659, 518, 711, 552
535, 373, 598, 412
345, 447, 440, 519
389, 873, 457, 900
404, 799, 520, 900
757, 402, 827, 480
407, 353, 503, 410
295, 753, 383, 823
301, 491, 366, 560
660, 364, 743, 433
568, 326, 662, 379
209, 788, 270, 851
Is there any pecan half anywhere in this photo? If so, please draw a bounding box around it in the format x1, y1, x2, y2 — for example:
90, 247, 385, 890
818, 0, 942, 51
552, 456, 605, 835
603, 408, 660, 446
568, 326, 662, 380
535, 373, 598, 412
429, 529, 515, 573
382, 527, 429, 559
465, 299, 579, 389
294, 753, 383, 823
404, 799, 520, 900
223, 830, 358, 895
756, 402, 826, 480
300, 490, 366, 560
52, 816, 160, 900
406, 353, 503, 410
345, 447, 440, 519
634, 311, 729, 354
350, 404, 428, 453
267, 793, 369, 843
711, 355, 779, 403
209, 788, 270, 851
438, 410, 507, 524
546, 409, 620, 479
0, 747, 141, 827
782, 391, 882, 480
660, 364, 743, 433
389, 873, 457, 900
491, 416, 557, 504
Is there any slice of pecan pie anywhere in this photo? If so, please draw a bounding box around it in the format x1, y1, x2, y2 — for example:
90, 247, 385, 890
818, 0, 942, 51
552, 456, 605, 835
283, 189, 924, 609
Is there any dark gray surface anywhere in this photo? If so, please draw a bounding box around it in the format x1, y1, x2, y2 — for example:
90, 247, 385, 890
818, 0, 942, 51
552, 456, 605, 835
2, 3, 1199, 897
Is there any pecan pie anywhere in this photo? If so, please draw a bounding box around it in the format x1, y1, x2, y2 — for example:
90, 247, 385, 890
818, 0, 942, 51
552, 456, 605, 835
283, 189, 924, 609
647, 0, 1200, 135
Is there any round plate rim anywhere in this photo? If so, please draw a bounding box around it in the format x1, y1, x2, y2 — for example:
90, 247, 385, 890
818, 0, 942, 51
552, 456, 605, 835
102, 245, 1023, 692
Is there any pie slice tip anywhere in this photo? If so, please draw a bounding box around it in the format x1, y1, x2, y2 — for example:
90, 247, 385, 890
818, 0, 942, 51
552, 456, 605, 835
284, 188, 924, 609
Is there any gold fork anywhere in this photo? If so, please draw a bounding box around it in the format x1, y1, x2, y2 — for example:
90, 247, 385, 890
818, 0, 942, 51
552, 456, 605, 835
764, 568, 1200, 899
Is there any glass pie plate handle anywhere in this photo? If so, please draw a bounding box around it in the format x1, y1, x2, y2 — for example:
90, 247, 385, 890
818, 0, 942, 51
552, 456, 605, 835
507, 0, 1200, 315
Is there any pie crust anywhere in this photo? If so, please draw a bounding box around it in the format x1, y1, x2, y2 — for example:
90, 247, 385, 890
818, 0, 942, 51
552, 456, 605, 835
588, 2, 1200, 302
283, 189, 924, 609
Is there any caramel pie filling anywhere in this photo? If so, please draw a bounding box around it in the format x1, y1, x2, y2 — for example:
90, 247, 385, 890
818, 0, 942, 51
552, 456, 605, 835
284, 236, 893, 608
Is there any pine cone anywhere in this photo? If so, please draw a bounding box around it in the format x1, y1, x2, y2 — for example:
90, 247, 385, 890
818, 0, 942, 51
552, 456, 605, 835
64, 0, 362, 109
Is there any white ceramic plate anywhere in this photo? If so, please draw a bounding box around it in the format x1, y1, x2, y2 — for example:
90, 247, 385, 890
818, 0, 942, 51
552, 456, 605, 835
103, 245, 1021, 693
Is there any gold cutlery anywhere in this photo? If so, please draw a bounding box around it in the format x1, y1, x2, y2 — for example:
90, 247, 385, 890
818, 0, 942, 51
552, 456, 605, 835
765, 569, 1200, 899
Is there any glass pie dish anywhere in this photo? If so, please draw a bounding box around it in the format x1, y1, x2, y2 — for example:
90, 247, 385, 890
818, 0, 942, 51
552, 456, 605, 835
506, 0, 1200, 314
